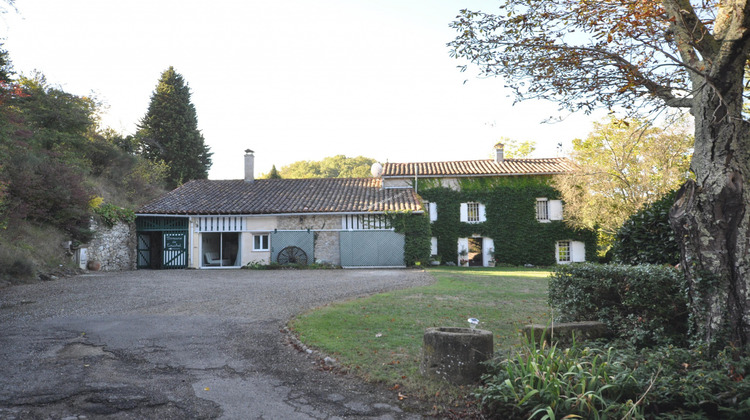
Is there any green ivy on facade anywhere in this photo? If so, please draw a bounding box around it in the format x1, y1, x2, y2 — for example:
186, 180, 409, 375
418, 176, 597, 266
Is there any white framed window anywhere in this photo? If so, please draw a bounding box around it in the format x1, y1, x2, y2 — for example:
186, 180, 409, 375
460, 202, 486, 223
430, 237, 438, 255
537, 198, 563, 222
253, 234, 269, 251
557, 240, 585, 264
557, 240, 571, 263
536, 198, 549, 221
342, 214, 392, 230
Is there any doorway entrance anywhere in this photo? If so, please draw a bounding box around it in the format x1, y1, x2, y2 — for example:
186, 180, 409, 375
468, 238, 483, 267
136, 217, 188, 269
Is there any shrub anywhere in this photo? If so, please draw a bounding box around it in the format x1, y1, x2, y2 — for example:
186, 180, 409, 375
475, 335, 642, 419
613, 191, 680, 265
549, 263, 688, 348
92, 202, 135, 227
625, 345, 750, 419
477, 337, 750, 419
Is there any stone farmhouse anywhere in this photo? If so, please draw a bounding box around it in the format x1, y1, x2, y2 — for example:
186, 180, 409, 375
136, 150, 425, 269
376, 144, 596, 267
135, 145, 595, 270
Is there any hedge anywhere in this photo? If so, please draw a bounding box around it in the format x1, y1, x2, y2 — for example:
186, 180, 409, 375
549, 263, 689, 347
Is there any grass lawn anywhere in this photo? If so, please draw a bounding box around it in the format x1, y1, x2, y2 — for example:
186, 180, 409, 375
288, 266, 552, 410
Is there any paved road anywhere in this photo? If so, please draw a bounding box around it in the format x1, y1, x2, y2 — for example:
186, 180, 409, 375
0, 269, 434, 419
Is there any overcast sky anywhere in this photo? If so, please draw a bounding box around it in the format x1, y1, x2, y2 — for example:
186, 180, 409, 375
3, 0, 602, 179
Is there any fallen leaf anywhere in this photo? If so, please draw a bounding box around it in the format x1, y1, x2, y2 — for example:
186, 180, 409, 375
204, 387, 210, 391
398, 392, 407, 400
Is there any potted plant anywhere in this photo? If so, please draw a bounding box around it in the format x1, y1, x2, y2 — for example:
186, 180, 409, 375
430, 255, 441, 266
458, 249, 469, 266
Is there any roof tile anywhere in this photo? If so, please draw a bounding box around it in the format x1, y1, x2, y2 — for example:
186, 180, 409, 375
139, 178, 422, 215
382, 158, 574, 177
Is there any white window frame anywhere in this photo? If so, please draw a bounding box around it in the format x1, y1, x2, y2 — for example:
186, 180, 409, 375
557, 240, 571, 263
557, 240, 585, 264
460, 202, 486, 223
536, 198, 549, 222
537, 198, 563, 222
253, 234, 270, 251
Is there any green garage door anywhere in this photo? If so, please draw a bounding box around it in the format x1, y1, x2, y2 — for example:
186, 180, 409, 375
339, 231, 405, 267
136, 217, 189, 269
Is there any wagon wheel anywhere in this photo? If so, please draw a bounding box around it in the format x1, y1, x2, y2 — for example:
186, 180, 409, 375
277, 246, 308, 265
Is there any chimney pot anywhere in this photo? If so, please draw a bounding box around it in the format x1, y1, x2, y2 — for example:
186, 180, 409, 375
244, 149, 255, 183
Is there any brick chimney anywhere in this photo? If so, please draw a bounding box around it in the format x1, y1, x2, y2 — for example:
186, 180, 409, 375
244, 149, 255, 183
494, 143, 504, 164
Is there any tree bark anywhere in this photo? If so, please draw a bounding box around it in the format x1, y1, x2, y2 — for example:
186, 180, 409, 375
670, 65, 750, 350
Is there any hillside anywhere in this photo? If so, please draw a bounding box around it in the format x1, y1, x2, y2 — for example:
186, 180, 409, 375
0, 49, 167, 286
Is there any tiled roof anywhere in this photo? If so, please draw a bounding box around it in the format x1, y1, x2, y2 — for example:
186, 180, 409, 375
138, 178, 422, 215
382, 157, 575, 177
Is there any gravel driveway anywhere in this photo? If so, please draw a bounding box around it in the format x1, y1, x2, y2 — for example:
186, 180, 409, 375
0, 269, 434, 419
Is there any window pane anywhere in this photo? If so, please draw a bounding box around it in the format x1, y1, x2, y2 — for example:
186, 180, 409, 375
537, 199, 549, 221
254, 234, 269, 251
468, 202, 480, 222
558, 241, 571, 262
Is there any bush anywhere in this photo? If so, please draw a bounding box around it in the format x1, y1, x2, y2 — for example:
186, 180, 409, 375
613, 191, 680, 265
476, 336, 642, 419
549, 263, 688, 348
476, 337, 750, 419
626, 345, 750, 419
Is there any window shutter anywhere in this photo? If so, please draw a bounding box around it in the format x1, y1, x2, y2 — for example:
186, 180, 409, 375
478, 203, 487, 222
457, 237, 469, 265
482, 237, 494, 266
429, 202, 438, 222
459, 203, 468, 222
571, 241, 586, 262
549, 200, 564, 220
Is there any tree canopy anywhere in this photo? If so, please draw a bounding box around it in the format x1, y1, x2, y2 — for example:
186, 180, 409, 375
137, 67, 212, 188
0, 46, 167, 281
555, 117, 692, 245
450, 1, 750, 350
498, 138, 536, 159
278, 155, 376, 178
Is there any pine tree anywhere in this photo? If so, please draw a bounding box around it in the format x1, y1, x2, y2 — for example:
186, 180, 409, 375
137, 67, 212, 188
265, 165, 282, 179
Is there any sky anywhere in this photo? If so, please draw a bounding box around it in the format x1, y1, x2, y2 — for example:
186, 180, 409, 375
2, 0, 603, 180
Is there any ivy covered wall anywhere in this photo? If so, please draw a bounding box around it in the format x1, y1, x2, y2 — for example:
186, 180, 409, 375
417, 176, 597, 266
391, 211, 432, 266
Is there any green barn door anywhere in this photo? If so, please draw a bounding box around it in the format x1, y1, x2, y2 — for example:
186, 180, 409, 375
136, 217, 189, 269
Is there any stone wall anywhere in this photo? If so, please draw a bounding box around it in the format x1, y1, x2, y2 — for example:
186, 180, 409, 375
86, 219, 137, 271
276, 215, 341, 265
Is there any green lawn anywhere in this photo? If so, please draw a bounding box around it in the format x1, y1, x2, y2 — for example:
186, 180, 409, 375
289, 266, 552, 406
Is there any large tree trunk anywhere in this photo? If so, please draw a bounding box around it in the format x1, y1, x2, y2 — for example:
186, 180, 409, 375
670, 65, 750, 350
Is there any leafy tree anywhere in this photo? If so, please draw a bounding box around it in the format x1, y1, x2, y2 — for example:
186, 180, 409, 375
554, 117, 692, 247
279, 155, 376, 178
263, 164, 282, 179
449, 0, 750, 351
613, 191, 681, 266
137, 67, 212, 188
497, 138, 536, 159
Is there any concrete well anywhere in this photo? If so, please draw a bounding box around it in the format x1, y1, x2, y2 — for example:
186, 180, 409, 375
420, 327, 493, 385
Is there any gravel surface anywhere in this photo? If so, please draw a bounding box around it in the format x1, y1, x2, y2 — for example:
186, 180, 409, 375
0, 268, 435, 419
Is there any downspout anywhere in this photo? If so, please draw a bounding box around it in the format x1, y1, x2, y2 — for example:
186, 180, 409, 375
414, 164, 418, 195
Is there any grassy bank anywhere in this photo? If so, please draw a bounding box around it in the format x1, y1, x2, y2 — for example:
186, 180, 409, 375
289, 266, 551, 409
